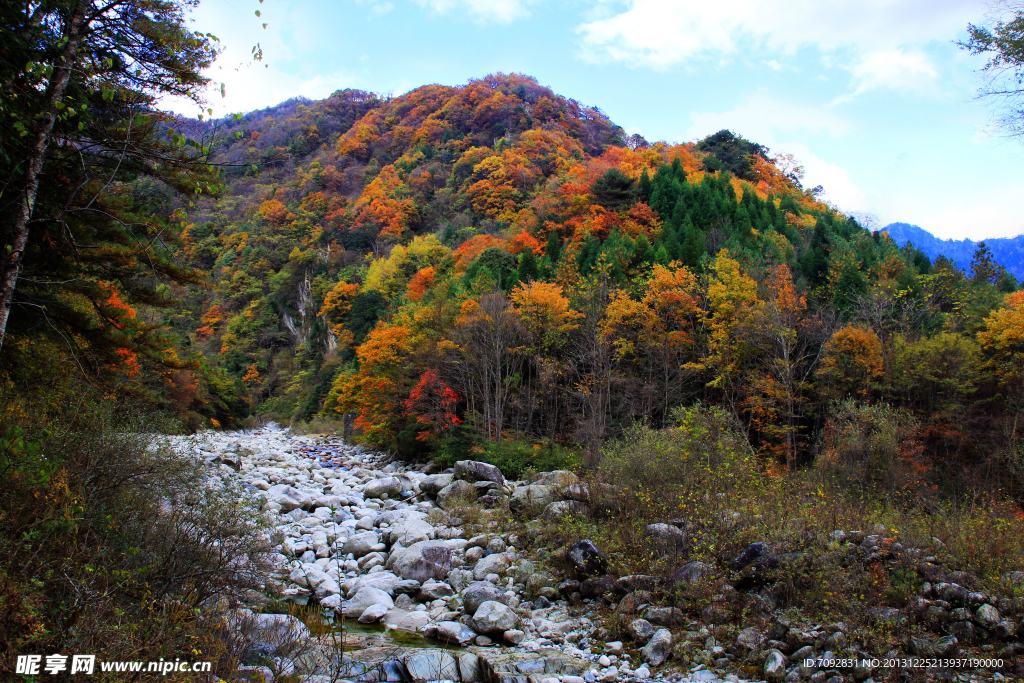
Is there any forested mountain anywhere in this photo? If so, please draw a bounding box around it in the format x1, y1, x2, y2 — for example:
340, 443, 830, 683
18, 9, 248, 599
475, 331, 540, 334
883, 222, 1024, 280
7, 73, 1024, 497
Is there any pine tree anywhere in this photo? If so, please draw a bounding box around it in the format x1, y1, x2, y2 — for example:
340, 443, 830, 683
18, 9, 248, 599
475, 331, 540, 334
517, 250, 540, 282
637, 168, 653, 204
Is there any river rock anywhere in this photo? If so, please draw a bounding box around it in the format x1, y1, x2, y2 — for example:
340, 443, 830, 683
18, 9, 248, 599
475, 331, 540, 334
580, 575, 616, 599
764, 650, 787, 682
347, 571, 399, 597
729, 541, 768, 571
265, 484, 312, 512
343, 531, 380, 558
403, 651, 459, 682
542, 500, 588, 520
532, 470, 579, 487
420, 473, 454, 495
669, 561, 714, 586
454, 460, 505, 486
418, 578, 454, 601
473, 553, 510, 580
644, 606, 684, 627
565, 539, 608, 580
463, 581, 509, 614
510, 485, 558, 512
357, 603, 388, 623
229, 610, 311, 653
435, 620, 478, 646
343, 586, 395, 617
472, 600, 523, 635
646, 523, 688, 553
642, 628, 673, 666
364, 477, 402, 499
437, 480, 476, 509
389, 517, 435, 546
628, 618, 655, 643
458, 652, 481, 682
389, 540, 453, 582
975, 603, 1001, 628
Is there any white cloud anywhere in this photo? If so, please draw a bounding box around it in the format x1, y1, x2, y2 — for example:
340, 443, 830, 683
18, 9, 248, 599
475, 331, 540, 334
686, 90, 854, 143
412, 0, 535, 23
369, 1, 395, 17
831, 46, 939, 102
776, 141, 868, 212
161, 62, 359, 118
576, 0, 982, 96
683, 93, 866, 213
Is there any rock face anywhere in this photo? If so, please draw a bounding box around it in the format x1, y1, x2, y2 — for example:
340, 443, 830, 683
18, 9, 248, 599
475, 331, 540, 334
403, 651, 459, 682
565, 539, 608, 580
454, 460, 506, 486
388, 540, 453, 582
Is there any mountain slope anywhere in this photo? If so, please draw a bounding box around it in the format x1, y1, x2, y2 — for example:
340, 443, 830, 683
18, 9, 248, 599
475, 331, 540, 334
883, 222, 1024, 280
145, 72, 1022, 480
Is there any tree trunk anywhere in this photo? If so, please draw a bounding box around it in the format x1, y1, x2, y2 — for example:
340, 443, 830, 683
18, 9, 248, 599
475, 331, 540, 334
0, 0, 90, 354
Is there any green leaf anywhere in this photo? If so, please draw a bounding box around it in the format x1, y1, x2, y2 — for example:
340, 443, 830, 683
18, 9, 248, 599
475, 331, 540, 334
255, 9, 261, 16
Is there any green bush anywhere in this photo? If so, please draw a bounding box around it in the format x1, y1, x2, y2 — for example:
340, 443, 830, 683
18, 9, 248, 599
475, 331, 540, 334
470, 438, 578, 479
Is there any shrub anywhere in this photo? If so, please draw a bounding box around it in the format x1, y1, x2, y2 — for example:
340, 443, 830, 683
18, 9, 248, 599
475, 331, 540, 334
479, 437, 580, 480
0, 392, 272, 678
815, 400, 926, 496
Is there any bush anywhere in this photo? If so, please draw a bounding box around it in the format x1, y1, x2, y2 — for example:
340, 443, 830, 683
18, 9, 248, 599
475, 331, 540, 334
815, 400, 926, 496
0, 392, 272, 678
479, 438, 580, 480
599, 403, 756, 500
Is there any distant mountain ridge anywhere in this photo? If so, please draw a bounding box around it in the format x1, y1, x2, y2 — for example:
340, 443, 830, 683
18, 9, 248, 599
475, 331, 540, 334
882, 222, 1024, 280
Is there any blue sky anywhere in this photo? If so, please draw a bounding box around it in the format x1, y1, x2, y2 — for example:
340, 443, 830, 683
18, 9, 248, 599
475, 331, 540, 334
170, 0, 1024, 241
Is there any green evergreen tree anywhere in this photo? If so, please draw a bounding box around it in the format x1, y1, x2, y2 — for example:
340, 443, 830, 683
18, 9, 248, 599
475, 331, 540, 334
637, 168, 653, 204
680, 225, 706, 269
517, 250, 540, 282
653, 243, 670, 266
545, 229, 562, 264
632, 233, 654, 267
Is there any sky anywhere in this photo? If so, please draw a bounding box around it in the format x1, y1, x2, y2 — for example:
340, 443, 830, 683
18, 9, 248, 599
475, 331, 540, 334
166, 0, 1024, 241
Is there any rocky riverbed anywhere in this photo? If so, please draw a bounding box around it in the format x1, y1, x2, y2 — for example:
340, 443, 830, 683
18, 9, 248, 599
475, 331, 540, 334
174, 425, 1022, 683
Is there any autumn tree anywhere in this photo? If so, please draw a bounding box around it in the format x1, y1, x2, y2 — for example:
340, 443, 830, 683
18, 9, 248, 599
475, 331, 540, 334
979, 291, 1024, 438
601, 263, 699, 425
446, 292, 526, 442
744, 264, 820, 466
817, 325, 885, 401
0, 0, 219, 368
698, 250, 759, 416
